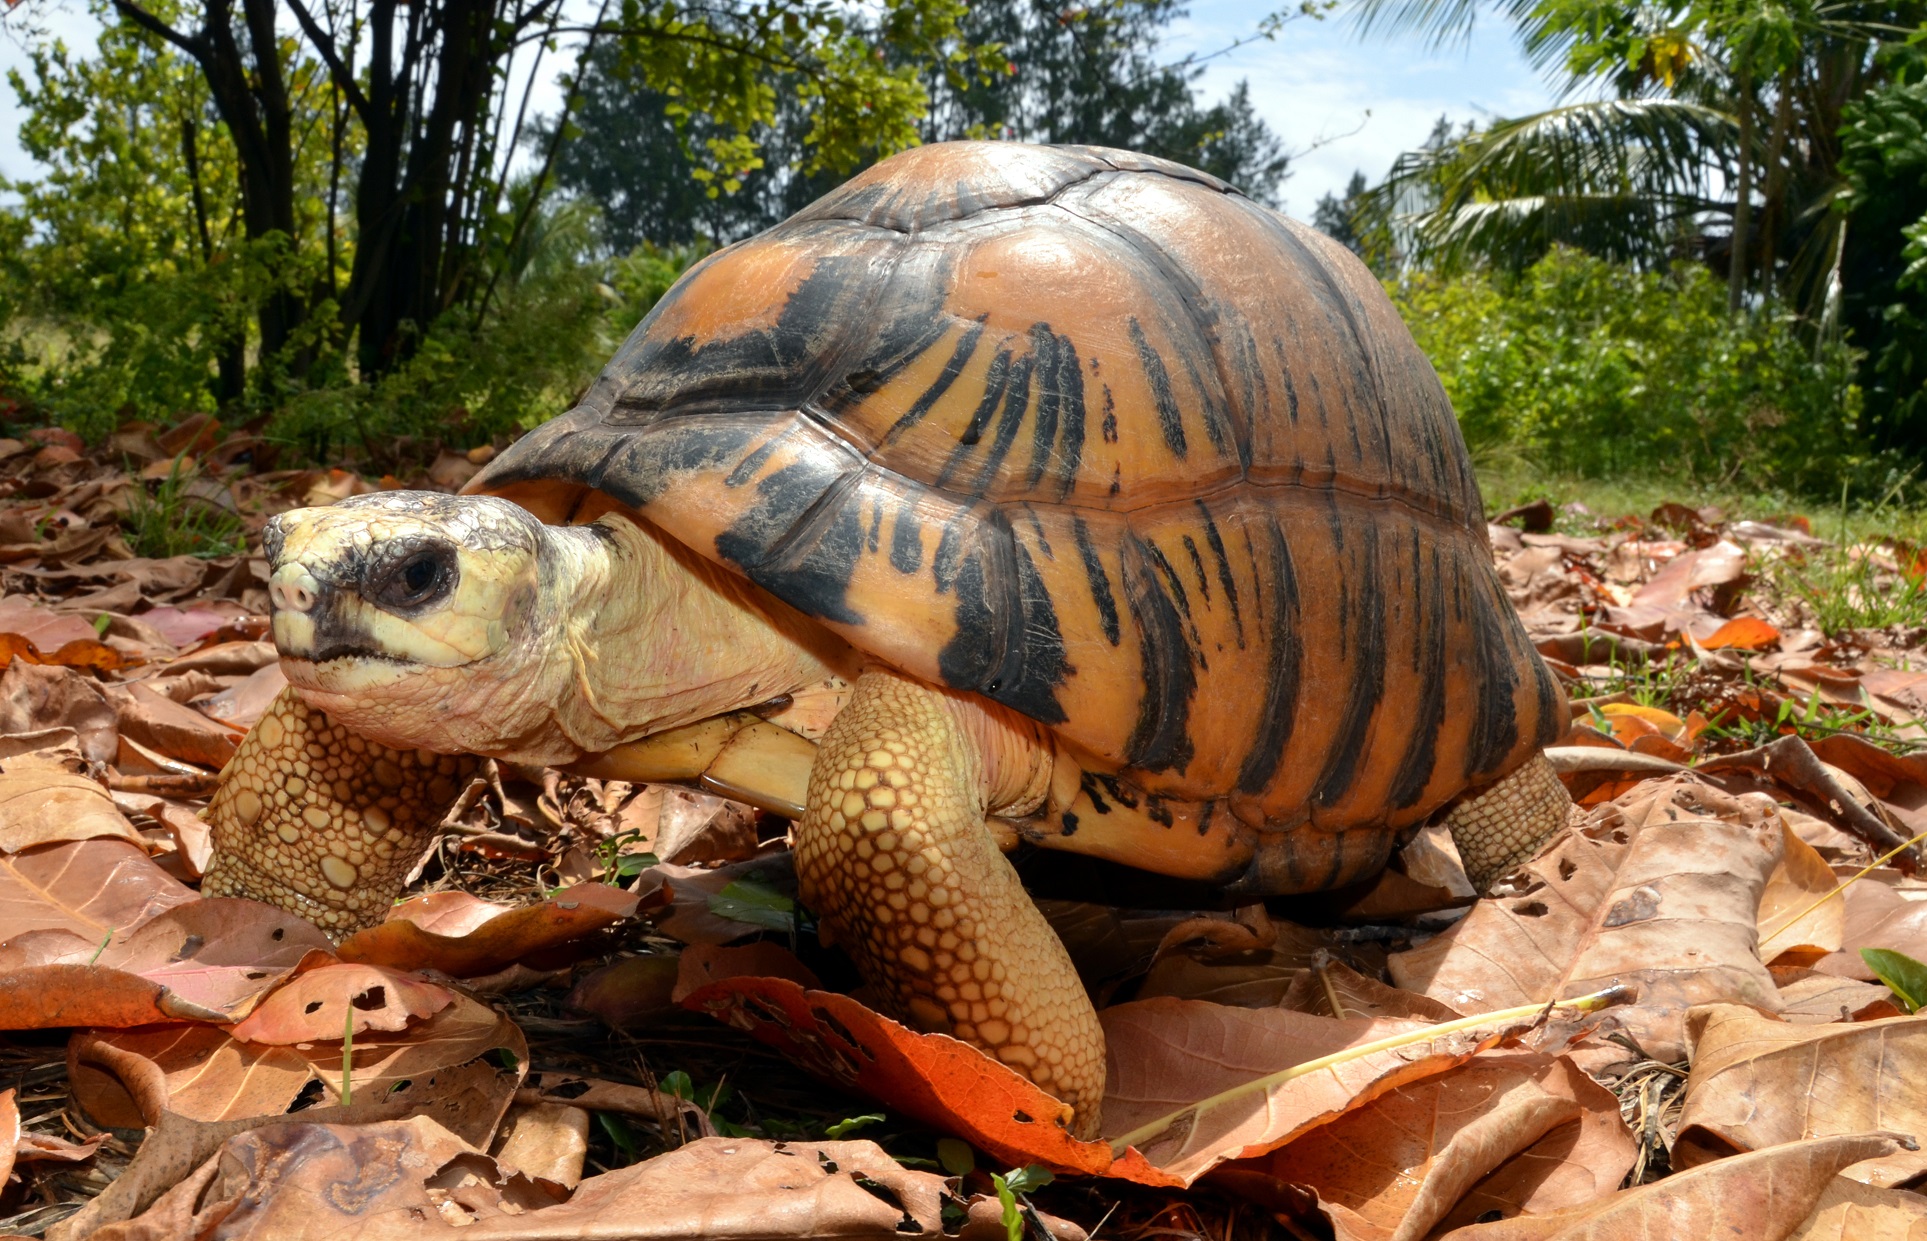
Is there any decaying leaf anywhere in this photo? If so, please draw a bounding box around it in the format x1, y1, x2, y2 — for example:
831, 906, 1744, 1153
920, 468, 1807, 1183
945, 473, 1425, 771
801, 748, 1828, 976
1389, 776, 1784, 1060
91, 1124, 995, 1240
1786, 1176, 1927, 1239
70, 1026, 314, 1128
335, 883, 651, 977
229, 962, 454, 1043
1676, 1004, 1927, 1185
1215, 1051, 1635, 1241
1433, 1132, 1916, 1240
0, 766, 146, 851
1760, 819, 1848, 958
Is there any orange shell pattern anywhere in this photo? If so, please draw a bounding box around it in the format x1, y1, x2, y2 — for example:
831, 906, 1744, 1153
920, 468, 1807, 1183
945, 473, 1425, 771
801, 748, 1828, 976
478, 142, 1564, 889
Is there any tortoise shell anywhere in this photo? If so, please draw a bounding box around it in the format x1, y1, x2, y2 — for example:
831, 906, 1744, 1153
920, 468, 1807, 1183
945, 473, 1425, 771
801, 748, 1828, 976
475, 141, 1564, 886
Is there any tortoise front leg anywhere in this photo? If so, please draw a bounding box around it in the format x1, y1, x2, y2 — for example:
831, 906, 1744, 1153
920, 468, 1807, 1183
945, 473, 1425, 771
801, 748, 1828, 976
791, 669, 1106, 1139
203, 686, 478, 933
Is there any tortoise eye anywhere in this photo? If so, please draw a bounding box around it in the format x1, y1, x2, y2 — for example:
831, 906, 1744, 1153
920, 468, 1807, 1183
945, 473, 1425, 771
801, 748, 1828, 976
369, 544, 457, 610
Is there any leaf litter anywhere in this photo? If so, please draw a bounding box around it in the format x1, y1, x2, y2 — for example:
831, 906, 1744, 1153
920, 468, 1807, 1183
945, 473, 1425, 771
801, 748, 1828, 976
3, 434, 1927, 1236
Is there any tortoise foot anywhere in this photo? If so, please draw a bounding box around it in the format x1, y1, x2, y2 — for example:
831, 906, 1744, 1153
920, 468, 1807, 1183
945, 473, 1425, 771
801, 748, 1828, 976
1444, 753, 1573, 893
202, 686, 477, 933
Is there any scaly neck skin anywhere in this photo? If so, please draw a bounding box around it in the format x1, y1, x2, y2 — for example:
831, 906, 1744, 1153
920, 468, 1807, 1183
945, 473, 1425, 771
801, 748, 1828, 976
463, 513, 854, 765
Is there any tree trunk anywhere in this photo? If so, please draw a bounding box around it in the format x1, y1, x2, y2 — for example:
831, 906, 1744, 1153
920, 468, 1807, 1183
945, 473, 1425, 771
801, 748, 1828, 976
1728, 66, 1755, 315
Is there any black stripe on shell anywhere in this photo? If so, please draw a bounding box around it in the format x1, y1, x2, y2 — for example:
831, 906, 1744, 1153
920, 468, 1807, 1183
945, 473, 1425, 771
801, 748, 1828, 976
1072, 516, 1121, 646
1197, 500, 1244, 647
1234, 517, 1301, 797
1388, 537, 1448, 810
882, 318, 987, 448
1462, 559, 1522, 782
935, 510, 1070, 725
1312, 521, 1385, 808
713, 456, 868, 626
1128, 318, 1187, 460
1122, 532, 1197, 773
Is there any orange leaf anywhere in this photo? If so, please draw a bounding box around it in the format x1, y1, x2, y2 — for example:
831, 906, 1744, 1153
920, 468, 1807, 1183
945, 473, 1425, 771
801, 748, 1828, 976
684, 976, 1118, 1179
230, 963, 454, 1044
1702, 617, 1782, 650
1598, 702, 1687, 739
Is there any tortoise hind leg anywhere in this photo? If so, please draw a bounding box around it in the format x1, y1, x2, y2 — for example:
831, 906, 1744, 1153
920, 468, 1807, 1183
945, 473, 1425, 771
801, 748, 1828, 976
791, 669, 1106, 1139
1443, 753, 1572, 893
203, 686, 478, 933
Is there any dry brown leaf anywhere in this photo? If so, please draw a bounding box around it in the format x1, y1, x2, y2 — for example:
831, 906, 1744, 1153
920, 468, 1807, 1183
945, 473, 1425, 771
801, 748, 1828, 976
289, 993, 529, 1109
1814, 879, 1927, 980
109, 681, 239, 770
1761, 818, 1848, 958
70, 1026, 313, 1128
0, 767, 145, 851
1388, 775, 1783, 1060
1277, 954, 1465, 1022
0, 897, 332, 1028
1216, 1051, 1634, 1241
670, 941, 822, 1002
0, 838, 194, 947
1775, 970, 1903, 1023
193, 662, 287, 731
1676, 1004, 1927, 1185
335, 883, 649, 977
1136, 920, 1346, 1007
1434, 1132, 1914, 1240
229, 963, 455, 1044
491, 1102, 588, 1189
0, 1087, 15, 1190
564, 954, 681, 1031
1099, 998, 1506, 1186
91, 1127, 975, 1241
0, 661, 118, 762
1788, 1176, 1927, 1239
50, 1060, 523, 1241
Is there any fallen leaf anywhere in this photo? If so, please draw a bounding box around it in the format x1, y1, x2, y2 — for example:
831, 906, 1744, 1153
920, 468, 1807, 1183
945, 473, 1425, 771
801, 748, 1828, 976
1761, 819, 1848, 958
491, 1102, 588, 1189
1775, 971, 1902, 1023
671, 941, 822, 1002
1216, 1051, 1635, 1241
1434, 1132, 1914, 1240
1277, 954, 1464, 1023
565, 955, 681, 1031
335, 883, 650, 977
1788, 1176, 1927, 1239
685, 975, 1117, 1177
0, 1087, 15, 1189
70, 1026, 314, 1128
1388, 776, 1783, 1060
0, 837, 194, 947
110, 681, 240, 769
0, 766, 145, 851
97, 1126, 978, 1241
1701, 616, 1782, 650
1676, 1004, 1927, 1185
1630, 540, 1747, 609
0, 661, 119, 762
229, 963, 454, 1043
1099, 998, 1528, 1187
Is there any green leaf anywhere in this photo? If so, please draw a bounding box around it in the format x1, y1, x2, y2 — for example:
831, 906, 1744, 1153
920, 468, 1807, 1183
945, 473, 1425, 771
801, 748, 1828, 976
706, 880, 795, 931
825, 1112, 885, 1138
660, 1069, 694, 1099
1862, 948, 1927, 1013
935, 1137, 975, 1176
1000, 1165, 1053, 1195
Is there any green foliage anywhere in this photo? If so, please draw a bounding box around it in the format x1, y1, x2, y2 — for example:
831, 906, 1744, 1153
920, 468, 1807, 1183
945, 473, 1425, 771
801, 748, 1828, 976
1838, 73, 1927, 454
124, 462, 247, 559
1861, 948, 1927, 1011
1394, 247, 1867, 492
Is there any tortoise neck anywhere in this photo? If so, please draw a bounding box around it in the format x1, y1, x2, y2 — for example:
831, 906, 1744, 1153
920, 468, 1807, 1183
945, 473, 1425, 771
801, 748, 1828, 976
534, 514, 854, 755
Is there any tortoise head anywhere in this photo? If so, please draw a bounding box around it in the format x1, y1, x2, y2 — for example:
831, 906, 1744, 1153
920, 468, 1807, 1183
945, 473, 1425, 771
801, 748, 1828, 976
263, 492, 555, 744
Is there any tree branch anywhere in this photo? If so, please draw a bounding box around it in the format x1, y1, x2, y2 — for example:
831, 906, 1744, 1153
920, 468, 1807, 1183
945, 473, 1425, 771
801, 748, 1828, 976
109, 0, 207, 62
284, 0, 372, 119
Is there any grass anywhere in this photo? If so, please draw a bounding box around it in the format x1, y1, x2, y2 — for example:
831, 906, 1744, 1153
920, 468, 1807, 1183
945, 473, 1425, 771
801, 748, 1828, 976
124, 458, 246, 559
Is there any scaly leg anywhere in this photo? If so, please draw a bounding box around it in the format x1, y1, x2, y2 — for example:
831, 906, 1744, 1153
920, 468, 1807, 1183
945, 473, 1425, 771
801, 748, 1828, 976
791, 670, 1106, 1139
1443, 753, 1572, 892
202, 687, 478, 933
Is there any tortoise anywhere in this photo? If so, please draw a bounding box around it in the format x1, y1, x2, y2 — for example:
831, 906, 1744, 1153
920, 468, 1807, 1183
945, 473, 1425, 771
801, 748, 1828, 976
200, 141, 1571, 1140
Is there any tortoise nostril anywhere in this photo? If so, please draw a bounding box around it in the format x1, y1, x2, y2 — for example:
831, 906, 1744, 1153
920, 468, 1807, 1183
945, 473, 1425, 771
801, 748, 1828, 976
269, 566, 321, 614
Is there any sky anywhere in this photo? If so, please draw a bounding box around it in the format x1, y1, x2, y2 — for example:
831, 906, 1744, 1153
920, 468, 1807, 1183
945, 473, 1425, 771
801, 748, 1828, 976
0, 0, 1561, 223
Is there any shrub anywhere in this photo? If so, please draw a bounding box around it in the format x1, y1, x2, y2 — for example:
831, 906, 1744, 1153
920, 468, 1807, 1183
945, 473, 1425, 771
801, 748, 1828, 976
1391, 248, 1871, 496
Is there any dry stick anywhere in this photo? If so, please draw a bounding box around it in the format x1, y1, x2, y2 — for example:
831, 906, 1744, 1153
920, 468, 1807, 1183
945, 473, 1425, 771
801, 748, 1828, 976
1760, 826, 1927, 951
1700, 735, 1920, 868
1105, 985, 1631, 1156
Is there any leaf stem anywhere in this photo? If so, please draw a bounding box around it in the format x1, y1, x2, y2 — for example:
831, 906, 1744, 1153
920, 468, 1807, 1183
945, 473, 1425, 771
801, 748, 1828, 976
1105, 985, 1629, 1156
